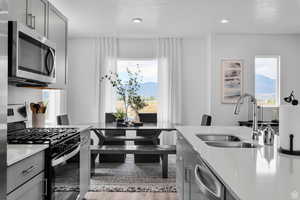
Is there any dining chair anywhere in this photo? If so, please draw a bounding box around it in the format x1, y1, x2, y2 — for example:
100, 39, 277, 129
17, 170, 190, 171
201, 114, 212, 126
135, 113, 160, 163
98, 113, 126, 163
57, 114, 70, 125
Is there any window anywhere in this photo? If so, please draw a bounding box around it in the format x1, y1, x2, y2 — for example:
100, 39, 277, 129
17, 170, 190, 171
42, 90, 63, 125
255, 56, 280, 107
116, 59, 158, 116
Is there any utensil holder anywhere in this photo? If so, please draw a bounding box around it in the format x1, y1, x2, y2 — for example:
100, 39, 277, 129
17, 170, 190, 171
32, 113, 45, 128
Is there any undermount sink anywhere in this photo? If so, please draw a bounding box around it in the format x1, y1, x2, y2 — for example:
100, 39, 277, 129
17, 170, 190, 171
205, 141, 261, 148
196, 134, 241, 142
196, 134, 261, 148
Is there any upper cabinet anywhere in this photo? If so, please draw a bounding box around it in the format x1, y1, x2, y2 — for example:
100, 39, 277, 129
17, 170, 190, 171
47, 3, 68, 89
8, 0, 47, 37
8, 0, 68, 89
27, 0, 48, 36
8, 0, 27, 25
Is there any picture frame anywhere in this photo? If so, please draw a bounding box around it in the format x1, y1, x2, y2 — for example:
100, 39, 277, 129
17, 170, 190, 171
221, 59, 244, 104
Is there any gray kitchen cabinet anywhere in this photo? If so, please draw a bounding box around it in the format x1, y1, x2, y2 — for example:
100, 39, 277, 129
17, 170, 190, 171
8, 0, 68, 89
176, 133, 185, 200
8, 0, 47, 37
7, 173, 45, 200
177, 133, 231, 200
177, 132, 194, 200
226, 190, 239, 200
8, 0, 27, 25
7, 151, 45, 200
27, 0, 48, 36
47, 3, 68, 89
80, 130, 91, 199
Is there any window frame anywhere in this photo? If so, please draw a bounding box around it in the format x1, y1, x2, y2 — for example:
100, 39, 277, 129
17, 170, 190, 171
116, 58, 158, 114
254, 55, 281, 108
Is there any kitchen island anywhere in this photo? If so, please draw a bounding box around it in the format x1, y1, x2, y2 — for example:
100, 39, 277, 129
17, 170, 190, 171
176, 125, 300, 200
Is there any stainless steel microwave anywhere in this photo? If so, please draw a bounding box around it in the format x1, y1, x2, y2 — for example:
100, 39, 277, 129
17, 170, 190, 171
8, 21, 56, 85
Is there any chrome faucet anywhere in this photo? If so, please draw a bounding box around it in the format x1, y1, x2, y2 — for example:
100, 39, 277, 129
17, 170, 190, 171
234, 93, 260, 140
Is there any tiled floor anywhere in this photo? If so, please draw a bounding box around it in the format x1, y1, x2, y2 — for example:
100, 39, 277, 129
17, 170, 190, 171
85, 192, 177, 200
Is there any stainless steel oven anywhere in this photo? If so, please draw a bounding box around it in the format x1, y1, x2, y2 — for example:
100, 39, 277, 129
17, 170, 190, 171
49, 134, 81, 200
8, 21, 56, 85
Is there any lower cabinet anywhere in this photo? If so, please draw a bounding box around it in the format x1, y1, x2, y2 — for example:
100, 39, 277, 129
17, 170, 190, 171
176, 133, 185, 200
7, 173, 45, 200
226, 190, 239, 200
7, 151, 46, 200
177, 132, 196, 200
177, 132, 237, 200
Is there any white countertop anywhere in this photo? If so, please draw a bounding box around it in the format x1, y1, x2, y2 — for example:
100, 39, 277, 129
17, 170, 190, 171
176, 125, 300, 200
7, 144, 48, 166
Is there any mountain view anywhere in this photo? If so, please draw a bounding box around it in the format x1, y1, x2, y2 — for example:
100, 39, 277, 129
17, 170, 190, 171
255, 74, 276, 105
255, 74, 276, 94
138, 82, 158, 98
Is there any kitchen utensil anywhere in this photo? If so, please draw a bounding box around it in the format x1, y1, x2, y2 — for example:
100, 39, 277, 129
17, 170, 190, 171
30, 103, 37, 113
263, 125, 276, 145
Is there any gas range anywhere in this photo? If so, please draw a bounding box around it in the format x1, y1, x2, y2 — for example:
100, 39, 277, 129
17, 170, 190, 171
8, 104, 82, 200
8, 127, 79, 145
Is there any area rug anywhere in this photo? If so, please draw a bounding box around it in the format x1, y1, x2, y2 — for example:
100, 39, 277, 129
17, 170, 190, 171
55, 155, 176, 193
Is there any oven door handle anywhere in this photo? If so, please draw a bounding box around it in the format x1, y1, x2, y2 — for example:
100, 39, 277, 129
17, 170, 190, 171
51, 145, 80, 167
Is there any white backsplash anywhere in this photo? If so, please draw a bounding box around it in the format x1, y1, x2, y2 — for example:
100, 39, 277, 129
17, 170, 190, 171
8, 85, 43, 125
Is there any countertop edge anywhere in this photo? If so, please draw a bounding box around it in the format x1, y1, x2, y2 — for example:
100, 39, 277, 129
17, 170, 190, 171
7, 144, 49, 167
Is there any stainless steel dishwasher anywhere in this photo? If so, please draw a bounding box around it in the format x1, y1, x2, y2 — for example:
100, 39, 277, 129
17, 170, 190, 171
192, 156, 225, 200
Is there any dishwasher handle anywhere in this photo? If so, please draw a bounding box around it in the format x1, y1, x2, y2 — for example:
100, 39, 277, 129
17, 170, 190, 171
194, 164, 223, 200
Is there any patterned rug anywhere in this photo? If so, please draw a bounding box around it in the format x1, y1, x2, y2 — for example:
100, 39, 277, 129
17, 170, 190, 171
55, 155, 176, 193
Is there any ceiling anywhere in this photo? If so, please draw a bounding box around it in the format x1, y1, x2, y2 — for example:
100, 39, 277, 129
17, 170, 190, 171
50, 0, 300, 37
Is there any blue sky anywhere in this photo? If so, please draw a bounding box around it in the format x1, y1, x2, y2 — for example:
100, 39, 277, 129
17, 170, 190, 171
255, 57, 279, 80
117, 60, 158, 83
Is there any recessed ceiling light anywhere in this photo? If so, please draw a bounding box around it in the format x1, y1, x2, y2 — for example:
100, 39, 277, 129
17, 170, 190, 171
132, 18, 143, 23
220, 19, 230, 24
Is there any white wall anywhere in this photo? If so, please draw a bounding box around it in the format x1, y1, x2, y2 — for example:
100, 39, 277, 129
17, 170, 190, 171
8, 86, 43, 125
68, 34, 300, 127
67, 38, 99, 124
181, 38, 210, 125
119, 38, 156, 59
67, 37, 208, 125
210, 34, 300, 126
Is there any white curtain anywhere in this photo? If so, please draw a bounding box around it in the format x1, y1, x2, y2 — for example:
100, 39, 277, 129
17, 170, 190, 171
95, 37, 118, 123
157, 38, 182, 145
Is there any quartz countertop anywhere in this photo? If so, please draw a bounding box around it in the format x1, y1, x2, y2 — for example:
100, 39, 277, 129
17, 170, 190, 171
7, 144, 48, 166
176, 125, 300, 200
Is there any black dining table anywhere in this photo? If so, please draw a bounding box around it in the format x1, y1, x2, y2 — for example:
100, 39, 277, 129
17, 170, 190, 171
88, 122, 176, 131
89, 122, 176, 144
79, 122, 177, 163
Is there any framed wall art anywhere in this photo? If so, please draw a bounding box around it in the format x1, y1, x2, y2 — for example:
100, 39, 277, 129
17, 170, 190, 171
221, 59, 244, 104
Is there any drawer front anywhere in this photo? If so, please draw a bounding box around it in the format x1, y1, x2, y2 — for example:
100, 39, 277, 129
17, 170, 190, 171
7, 151, 45, 194
7, 172, 45, 200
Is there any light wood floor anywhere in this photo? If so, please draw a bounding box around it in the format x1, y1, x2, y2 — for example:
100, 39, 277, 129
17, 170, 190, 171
85, 192, 177, 200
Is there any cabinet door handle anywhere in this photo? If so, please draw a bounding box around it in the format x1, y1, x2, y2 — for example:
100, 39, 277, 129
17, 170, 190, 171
26, 13, 32, 28
44, 178, 48, 196
21, 165, 36, 176
31, 15, 35, 29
